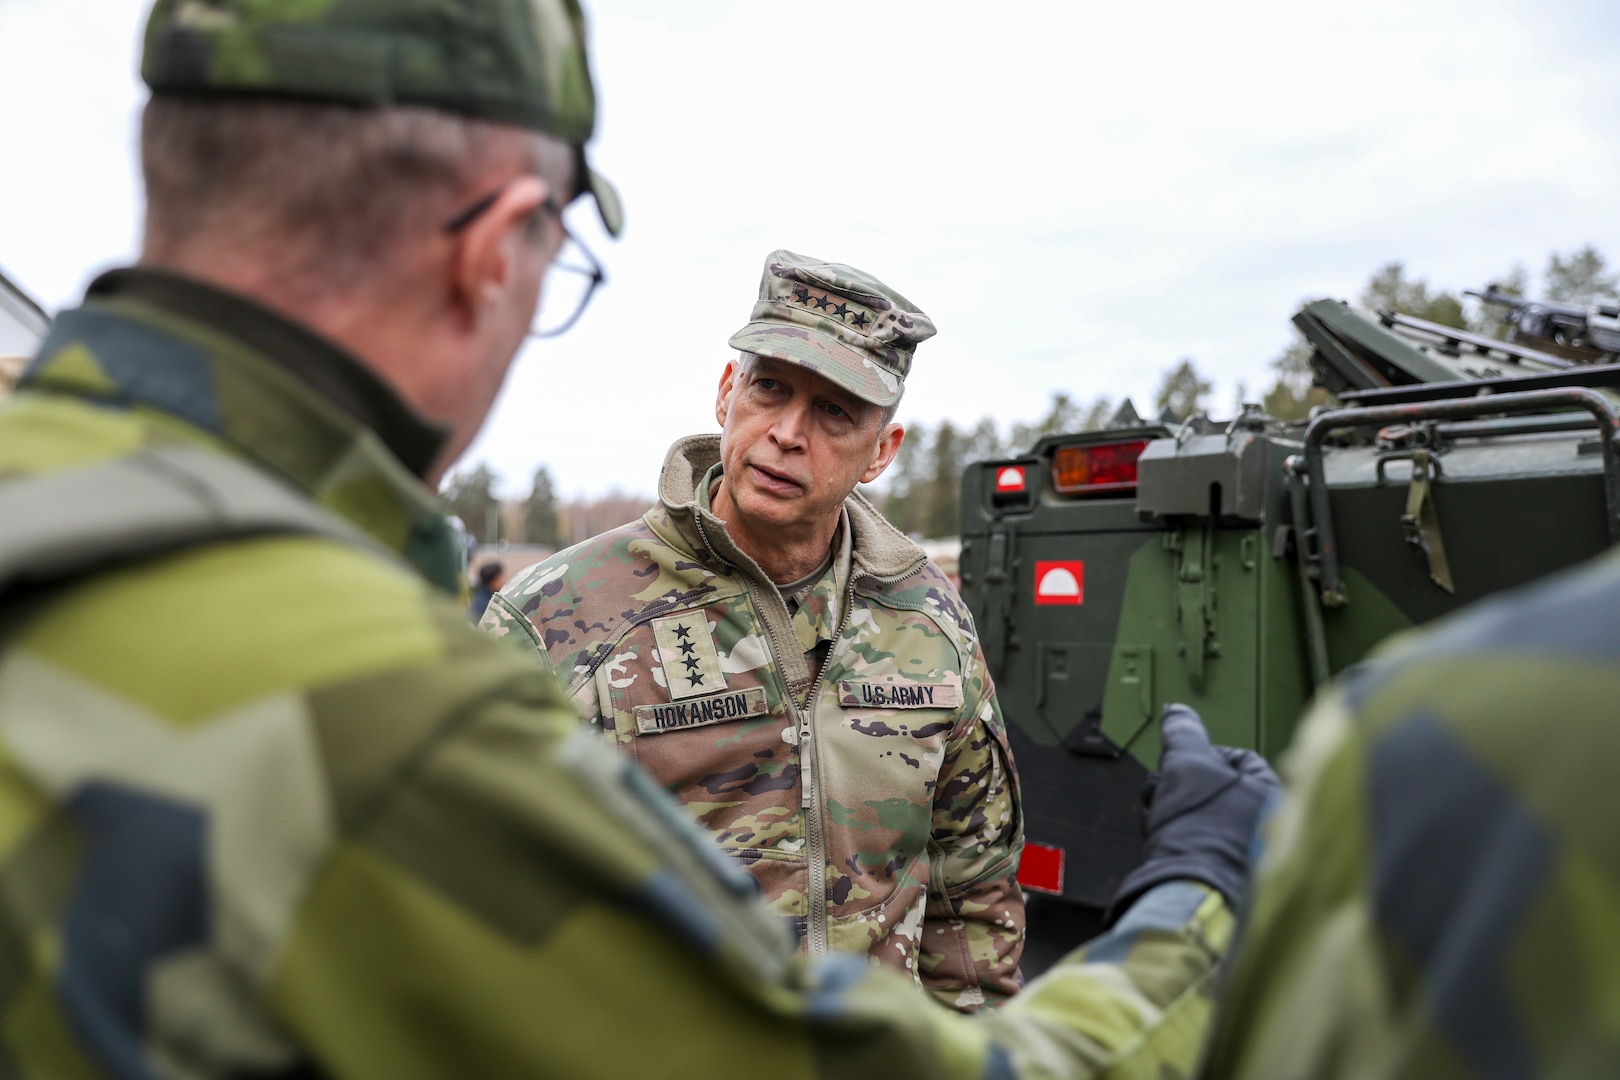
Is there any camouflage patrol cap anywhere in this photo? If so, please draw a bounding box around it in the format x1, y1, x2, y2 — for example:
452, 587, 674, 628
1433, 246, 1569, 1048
728, 250, 936, 408
139, 0, 622, 236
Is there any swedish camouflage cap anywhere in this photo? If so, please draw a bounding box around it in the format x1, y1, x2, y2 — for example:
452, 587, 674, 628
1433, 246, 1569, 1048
728, 250, 935, 409
139, 0, 622, 236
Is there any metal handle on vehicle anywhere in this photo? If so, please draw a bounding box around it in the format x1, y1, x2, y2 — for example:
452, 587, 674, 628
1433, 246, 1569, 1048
1300, 387, 1620, 608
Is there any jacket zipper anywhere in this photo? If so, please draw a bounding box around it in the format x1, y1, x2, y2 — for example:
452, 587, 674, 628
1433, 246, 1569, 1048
693, 512, 831, 951
735, 558, 858, 960
793, 575, 857, 959
742, 572, 834, 957
695, 509, 927, 957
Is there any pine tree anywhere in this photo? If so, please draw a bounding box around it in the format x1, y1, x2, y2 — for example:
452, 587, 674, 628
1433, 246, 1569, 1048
1154, 359, 1212, 421
442, 463, 501, 544
1544, 245, 1620, 307
523, 465, 561, 548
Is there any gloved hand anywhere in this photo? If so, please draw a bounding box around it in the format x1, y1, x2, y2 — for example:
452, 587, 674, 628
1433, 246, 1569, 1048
1110, 703, 1281, 918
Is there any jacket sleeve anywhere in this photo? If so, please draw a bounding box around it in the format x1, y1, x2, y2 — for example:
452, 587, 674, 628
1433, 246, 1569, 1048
268, 657, 1231, 1080
478, 579, 546, 652
917, 642, 1027, 1011
1200, 689, 1382, 1079
478, 575, 584, 719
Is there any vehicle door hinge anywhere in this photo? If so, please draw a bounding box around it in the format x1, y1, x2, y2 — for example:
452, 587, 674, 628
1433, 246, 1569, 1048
982, 526, 1014, 676
1166, 524, 1219, 688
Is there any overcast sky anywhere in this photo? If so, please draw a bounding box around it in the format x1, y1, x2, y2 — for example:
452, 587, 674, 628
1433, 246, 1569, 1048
3, 0, 1619, 498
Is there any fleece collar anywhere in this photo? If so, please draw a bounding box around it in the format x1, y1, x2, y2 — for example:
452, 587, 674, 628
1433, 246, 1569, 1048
651, 434, 927, 586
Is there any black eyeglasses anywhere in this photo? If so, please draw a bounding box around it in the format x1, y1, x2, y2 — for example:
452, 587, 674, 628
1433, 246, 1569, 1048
443, 184, 606, 339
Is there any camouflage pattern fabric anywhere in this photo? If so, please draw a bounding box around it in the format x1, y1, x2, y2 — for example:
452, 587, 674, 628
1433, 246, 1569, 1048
140, 0, 621, 233
483, 435, 1025, 1011
728, 249, 937, 408
1206, 548, 1620, 1078
10, 270, 464, 592
143, 0, 595, 140
0, 268, 1239, 1078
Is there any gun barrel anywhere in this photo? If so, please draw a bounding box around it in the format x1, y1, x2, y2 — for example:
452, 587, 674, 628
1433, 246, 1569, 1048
1465, 287, 1533, 310
1468, 289, 1594, 321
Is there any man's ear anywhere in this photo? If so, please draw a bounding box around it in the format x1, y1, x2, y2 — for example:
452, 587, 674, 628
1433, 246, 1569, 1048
448, 176, 548, 330
861, 421, 904, 484
715, 358, 742, 429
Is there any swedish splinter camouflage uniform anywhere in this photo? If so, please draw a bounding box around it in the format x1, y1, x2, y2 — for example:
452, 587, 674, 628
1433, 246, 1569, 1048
484, 435, 1026, 1009
1206, 548, 1620, 1078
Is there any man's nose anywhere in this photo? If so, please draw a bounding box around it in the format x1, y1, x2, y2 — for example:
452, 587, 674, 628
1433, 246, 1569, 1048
769, 404, 810, 448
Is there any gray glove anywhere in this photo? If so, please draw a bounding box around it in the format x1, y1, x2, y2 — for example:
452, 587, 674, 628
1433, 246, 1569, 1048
1110, 703, 1281, 918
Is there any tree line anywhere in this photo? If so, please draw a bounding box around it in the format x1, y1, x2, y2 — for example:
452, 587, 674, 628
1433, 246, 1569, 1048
442, 462, 648, 549
447, 244, 1619, 545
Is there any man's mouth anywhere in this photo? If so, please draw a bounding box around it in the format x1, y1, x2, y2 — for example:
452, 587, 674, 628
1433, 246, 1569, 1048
748, 462, 804, 495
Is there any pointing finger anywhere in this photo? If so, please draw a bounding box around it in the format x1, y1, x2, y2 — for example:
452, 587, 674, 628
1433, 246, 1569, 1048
1159, 703, 1215, 764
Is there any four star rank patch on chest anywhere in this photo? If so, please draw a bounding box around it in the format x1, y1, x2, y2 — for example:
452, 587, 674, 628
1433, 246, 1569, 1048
652, 613, 727, 700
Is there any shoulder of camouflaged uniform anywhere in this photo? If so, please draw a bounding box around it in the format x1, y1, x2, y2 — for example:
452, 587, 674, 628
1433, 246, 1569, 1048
866, 558, 977, 652
844, 492, 979, 665
1209, 547, 1620, 1079
488, 512, 737, 693
487, 520, 651, 675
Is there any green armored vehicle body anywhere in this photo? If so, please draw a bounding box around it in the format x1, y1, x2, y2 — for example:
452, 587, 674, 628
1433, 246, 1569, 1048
959, 297, 1620, 967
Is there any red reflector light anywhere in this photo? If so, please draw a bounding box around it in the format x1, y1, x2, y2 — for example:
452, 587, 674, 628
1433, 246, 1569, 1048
995, 465, 1026, 493
1018, 841, 1065, 895
1052, 440, 1150, 495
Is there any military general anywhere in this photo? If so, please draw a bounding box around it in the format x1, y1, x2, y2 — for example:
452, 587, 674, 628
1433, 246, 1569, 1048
483, 253, 1026, 1009
0, 0, 1281, 1076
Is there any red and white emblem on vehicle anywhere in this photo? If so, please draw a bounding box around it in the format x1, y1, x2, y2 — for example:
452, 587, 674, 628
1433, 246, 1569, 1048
995, 465, 1026, 493
1034, 560, 1084, 605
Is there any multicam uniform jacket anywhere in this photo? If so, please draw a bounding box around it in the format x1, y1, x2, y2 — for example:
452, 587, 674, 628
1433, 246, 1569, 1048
1206, 548, 1620, 1079
0, 267, 1231, 1079
484, 435, 1025, 1009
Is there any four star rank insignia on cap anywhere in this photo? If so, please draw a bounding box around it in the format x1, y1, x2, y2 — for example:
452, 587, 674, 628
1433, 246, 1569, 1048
790, 284, 874, 331
652, 613, 727, 700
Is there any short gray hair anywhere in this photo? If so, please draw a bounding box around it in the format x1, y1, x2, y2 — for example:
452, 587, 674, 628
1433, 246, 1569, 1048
878, 396, 902, 429
140, 96, 575, 298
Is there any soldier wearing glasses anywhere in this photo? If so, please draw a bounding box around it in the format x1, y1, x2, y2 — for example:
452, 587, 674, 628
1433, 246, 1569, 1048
0, 0, 1278, 1076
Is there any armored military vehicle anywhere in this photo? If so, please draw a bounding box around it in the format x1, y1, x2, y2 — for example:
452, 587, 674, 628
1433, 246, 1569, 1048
0, 267, 49, 398
959, 298, 1620, 969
